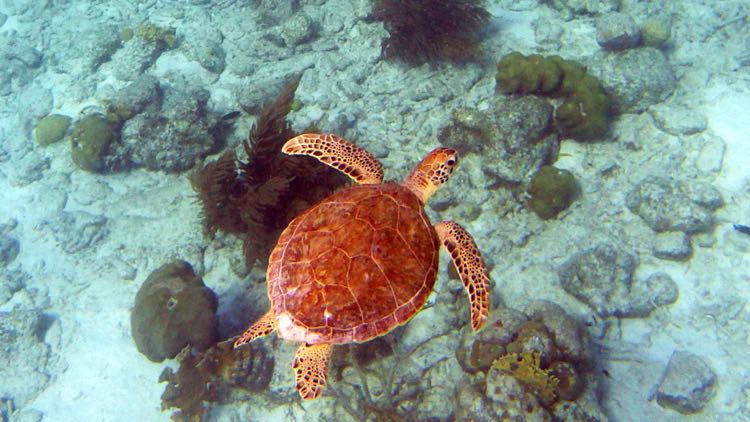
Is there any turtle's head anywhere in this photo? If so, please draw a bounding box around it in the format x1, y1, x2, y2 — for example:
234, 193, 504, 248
402, 147, 459, 204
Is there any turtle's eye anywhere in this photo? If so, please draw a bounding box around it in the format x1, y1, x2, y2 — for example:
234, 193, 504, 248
447, 159, 456, 166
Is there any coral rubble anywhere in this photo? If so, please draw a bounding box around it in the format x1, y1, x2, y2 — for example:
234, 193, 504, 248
160, 339, 274, 421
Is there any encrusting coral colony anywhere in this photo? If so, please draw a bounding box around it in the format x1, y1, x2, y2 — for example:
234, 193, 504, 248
87, 0, 712, 420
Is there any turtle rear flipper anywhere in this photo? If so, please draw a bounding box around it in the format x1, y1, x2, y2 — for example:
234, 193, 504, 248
293, 343, 333, 400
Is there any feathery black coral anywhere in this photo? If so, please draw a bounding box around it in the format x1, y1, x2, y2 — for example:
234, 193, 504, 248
191, 77, 347, 268
373, 0, 490, 64
189, 150, 247, 235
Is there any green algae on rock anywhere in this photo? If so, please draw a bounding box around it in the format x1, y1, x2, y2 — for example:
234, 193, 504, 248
137, 22, 177, 50
131, 260, 218, 362
70, 114, 118, 172
120, 26, 134, 42
641, 17, 671, 48
35, 114, 71, 146
527, 165, 578, 220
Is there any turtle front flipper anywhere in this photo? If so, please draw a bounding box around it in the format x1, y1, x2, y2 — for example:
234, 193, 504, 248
234, 309, 276, 348
435, 221, 491, 331
282, 133, 384, 185
293, 343, 333, 400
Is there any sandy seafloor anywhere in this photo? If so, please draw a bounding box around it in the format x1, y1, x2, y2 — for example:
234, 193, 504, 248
1, 0, 749, 421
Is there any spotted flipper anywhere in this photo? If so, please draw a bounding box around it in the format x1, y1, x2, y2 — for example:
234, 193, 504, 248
292, 343, 333, 400
435, 221, 491, 331
234, 309, 276, 348
282, 133, 384, 185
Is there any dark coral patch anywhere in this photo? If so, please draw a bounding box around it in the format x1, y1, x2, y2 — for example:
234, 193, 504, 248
373, 0, 490, 64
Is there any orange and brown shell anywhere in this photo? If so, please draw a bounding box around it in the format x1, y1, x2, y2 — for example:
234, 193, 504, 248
267, 182, 439, 345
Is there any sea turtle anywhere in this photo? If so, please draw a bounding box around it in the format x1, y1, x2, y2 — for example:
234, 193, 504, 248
234, 133, 491, 400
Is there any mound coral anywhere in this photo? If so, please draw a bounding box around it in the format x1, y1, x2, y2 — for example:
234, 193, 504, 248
190, 76, 347, 267
527, 165, 578, 219
70, 114, 118, 172
131, 260, 218, 362
496, 52, 611, 140
35, 114, 71, 146
373, 0, 490, 64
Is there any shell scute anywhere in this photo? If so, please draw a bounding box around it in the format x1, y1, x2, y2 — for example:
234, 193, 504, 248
374, 314, 398, 336
347, 255, 398, 321
275, 262, 310, 294
301, 231, 333, 258
394, 296, 420, 322
371, 228, 425, 303
311, 248, 350, 287
356, 194, 401, 229
283, 281, 326, 328
321, 284, 364, 327
397, 204, 438, 266
314, 202, 357, 232
331, 219, 372, 256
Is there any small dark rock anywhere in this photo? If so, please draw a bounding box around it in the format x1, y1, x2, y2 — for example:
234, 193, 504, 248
524, 301, 589, 362
559, 244, 636, 317
0, 306, 51, 407
440, 95, 558, 185
649, 104, 707, 135
590, 47, 676, 113
653, 231, 692, 261
0, 235, 20, 267
0, 268, 27, 305
626, 177, 721, 234
643, 272, 679, 309
106, 74, 163, 122
44, 211, 109, 254
119, 78, 218, 172
656, 351, 717, 414
596, 13, 640, 51
547, 0, 618, 15
455, 306, 529, 373
0, 32, 42, 68
559, 244, 678, 317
